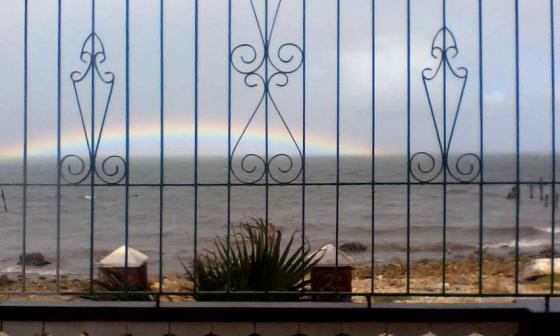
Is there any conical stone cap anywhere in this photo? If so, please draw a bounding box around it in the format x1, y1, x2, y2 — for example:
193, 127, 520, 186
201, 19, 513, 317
99, 245, 148, 267
310, 244, 352, 267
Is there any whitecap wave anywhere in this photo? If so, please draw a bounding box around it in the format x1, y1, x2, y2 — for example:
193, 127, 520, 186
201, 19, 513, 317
533, 227, 560, 234
484, 239, 555, 249
0, 265, 71, 276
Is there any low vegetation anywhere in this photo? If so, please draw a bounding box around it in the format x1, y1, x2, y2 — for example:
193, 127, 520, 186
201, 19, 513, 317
186, 218, 320, 301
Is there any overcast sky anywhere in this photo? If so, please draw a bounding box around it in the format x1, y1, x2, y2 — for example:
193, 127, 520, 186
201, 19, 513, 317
0, 0, 558, 163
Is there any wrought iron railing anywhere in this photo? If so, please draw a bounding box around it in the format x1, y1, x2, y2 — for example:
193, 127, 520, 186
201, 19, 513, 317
0, 0, 559, 305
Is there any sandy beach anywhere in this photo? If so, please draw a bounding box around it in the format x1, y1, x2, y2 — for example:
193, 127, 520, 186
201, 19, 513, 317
0, 253, 557, 304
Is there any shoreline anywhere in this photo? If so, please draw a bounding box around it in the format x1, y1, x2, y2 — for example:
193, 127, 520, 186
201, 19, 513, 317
1, 253, 558, 303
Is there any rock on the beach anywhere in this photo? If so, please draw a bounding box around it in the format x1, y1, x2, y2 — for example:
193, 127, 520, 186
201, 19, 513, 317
521, 258, 560, 280
339, 242, 367, 253
17, 253, 50, 266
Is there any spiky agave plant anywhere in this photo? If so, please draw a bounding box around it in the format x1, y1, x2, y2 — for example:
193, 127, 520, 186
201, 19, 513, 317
186, 218, 321, 301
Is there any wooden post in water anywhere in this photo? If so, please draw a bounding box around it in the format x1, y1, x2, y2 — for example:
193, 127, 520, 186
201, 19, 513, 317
545, 194, 550, 208
0, 189, 6, 213
540, 177, 544, 200
507, 186, 517, 200
530, 184, 534, 199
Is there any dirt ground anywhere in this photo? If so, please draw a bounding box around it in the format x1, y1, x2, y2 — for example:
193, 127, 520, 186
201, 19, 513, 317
0, 254, 557, 303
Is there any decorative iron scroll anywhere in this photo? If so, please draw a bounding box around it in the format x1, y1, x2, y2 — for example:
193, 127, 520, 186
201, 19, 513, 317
61, 33, 126, 185
230, 0, 304, 184
410, 27, 481, 183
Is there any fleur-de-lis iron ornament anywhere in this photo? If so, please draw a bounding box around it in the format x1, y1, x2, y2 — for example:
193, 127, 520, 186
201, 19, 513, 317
410, 27, 481, 183
60, 32, 126, 185
230, 0, 304, 184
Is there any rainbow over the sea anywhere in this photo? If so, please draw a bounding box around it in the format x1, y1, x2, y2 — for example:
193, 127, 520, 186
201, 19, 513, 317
0, 118, 377, 159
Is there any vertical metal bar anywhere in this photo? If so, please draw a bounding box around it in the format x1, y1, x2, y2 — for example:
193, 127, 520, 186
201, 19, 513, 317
22, 0, 28, 292
514, 0, 520, 294
124, 0, 130, 293
56, 0, 62, 294
89, 0, 96, 294
335, 0, 341, 270
194, 0, 199, 294
264, 0, 270, 297
442, 0, 448, 294
550, 0, 556, 295
227, 0, 232, 294
264, 0, 270, 269
406, 0, 411, 294
371, 0, 376, 295
301, 0, 307, 294
478, 0, 485, 295
158, 0, 165, 299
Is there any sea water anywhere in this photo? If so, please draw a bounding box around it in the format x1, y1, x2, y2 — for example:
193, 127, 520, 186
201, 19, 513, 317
0, 154, 558, 277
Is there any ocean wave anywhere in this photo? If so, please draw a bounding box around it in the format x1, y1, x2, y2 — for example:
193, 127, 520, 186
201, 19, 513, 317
0, 265, 72, 276
446, 188, 470, 195
533, 226, 560, 234
373, 241, 476, 253
346, 225, 552, 237
354, 238, 557, 253
483, 239, 554, 249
